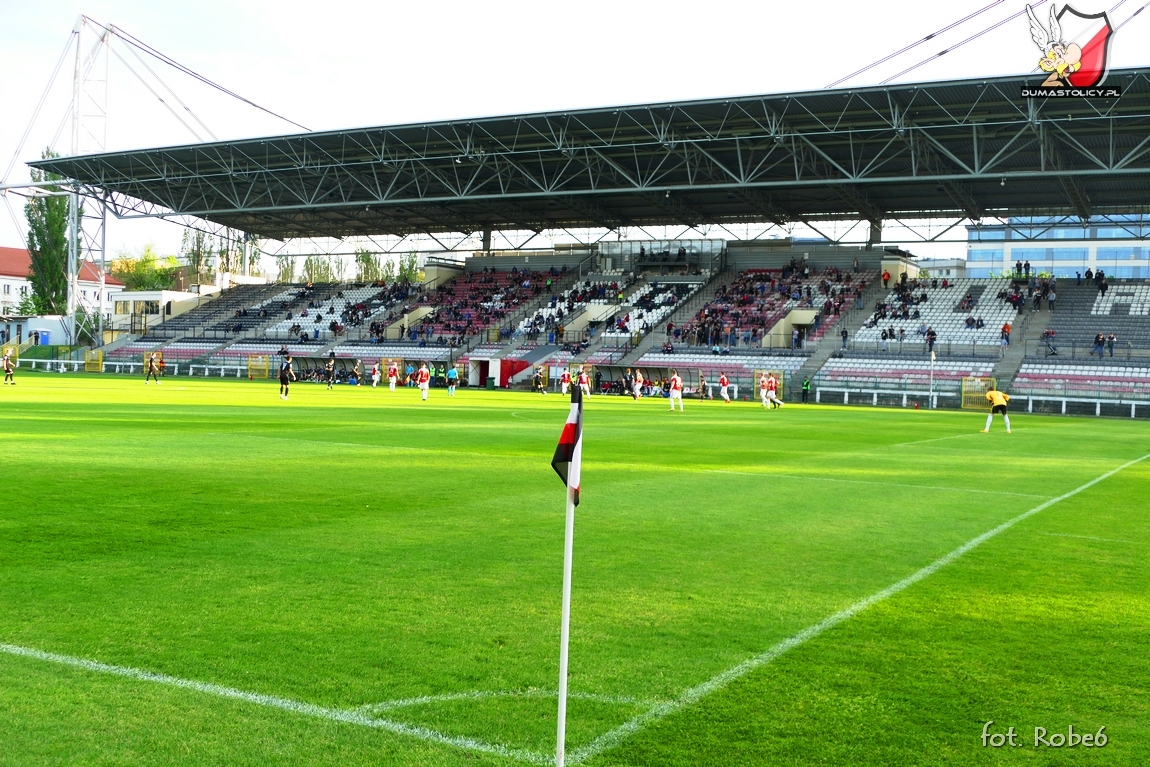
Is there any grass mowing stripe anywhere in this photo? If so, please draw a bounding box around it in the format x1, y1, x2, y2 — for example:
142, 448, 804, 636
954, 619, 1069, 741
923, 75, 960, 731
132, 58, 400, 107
1038, 531, 1142, 545
704, 470, 1049, 498
567, 450, 1150, 766
0, 643, 549, 765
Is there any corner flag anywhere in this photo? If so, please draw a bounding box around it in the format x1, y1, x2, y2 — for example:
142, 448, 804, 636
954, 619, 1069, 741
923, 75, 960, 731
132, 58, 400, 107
551, 385, 583, 766
551, 386, 583, 506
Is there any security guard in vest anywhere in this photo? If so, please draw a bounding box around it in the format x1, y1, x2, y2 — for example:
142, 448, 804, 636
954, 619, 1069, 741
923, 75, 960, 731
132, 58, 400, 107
801, 376, 811, 403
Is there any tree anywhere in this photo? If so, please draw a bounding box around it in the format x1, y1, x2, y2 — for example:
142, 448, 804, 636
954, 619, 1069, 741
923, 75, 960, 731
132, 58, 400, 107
110, 245, 180, 290
398, 251, 420, 284
180, 229, 213, 281
276, 255, 297, 283
217, 235, 238, 274
380, 257, 396, 282
354, 248, 384, 282
24, 148, 69, 315
15, 290, 42, 316
301, 255, 337, 283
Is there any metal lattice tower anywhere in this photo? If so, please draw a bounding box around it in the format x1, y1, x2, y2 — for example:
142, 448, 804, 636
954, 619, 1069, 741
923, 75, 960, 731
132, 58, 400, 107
67, 16, 111, 345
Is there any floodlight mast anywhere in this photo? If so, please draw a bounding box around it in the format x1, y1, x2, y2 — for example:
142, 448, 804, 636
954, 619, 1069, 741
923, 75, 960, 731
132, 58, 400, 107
66, 17, 111, 346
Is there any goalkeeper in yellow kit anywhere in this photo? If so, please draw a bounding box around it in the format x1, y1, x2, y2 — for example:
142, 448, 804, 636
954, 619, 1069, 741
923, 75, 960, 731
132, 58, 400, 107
982, 386, 1011, 434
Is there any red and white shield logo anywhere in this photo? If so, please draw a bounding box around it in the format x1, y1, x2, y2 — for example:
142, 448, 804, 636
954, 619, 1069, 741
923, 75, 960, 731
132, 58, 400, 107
1057, 5, 1114, 87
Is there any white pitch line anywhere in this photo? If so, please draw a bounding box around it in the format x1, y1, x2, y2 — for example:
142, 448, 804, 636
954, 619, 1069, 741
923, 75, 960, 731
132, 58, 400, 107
705, 470, 1048, 499
890, 432, 986, 448
359, 688, 659, 714
566, 451, 1150, 765
0, 644, 549, 765
1038, 532, 1141, 545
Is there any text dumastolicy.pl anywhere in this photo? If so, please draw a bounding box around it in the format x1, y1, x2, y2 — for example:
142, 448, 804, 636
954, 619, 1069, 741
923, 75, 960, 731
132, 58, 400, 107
981, 721, 1108, 748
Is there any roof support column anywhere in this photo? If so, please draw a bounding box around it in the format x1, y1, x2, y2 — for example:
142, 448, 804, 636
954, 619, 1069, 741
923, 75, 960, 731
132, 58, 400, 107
481, 226, 492, 253
867, 220, 882, 251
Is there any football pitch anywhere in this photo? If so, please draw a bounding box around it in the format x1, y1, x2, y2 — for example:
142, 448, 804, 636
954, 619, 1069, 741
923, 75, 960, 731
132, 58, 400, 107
1, 373, 1147, 765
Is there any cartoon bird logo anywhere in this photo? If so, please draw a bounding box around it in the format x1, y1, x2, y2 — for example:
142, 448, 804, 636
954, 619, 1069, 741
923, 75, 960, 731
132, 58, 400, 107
1027, 4, 1082, 87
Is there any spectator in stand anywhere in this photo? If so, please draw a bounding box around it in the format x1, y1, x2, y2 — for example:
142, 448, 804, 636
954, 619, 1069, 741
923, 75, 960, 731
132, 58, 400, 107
1048, 288, 1056, 312
841, 327, 849, 350
1107, 332, 1117, 357
1090, 333, 1105, 356
882, 269, 891, 288
927, 328, 937, 353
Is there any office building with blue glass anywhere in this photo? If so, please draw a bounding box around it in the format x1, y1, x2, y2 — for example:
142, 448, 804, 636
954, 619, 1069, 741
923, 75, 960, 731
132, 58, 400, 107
966, 217, 1150, 279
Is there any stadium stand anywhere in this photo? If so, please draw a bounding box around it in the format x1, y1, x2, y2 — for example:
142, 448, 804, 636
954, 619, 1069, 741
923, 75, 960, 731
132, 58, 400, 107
631, 350, 809, 386
204, 287, 300, 335
262, 284, 393, 342
678, 266, 874, 348
515, 276, 636, 340
326, 342, 453, 362
1013, 359, 1150, 398
1045, 280, 1150, 349
158, 341, 221, 362
600, 282, 697, 340
854, 277, 1016, 349
144, 283, 285, 338
105, 340, 163, 360
815, 354, 995, 391
395, 270, 547, 343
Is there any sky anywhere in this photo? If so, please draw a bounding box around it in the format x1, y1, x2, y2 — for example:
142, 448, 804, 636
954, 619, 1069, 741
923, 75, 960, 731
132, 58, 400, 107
1, 0, 1148, 270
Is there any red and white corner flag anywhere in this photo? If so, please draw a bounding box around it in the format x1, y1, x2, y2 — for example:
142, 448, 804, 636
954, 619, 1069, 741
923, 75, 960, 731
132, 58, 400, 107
551, 385, 583, 506
551, 385, 583, 767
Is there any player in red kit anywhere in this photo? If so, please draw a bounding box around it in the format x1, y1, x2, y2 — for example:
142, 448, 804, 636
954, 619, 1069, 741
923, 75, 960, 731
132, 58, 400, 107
416, 363, 431, 401
718, 373, 730, 403
560, 368, 571, 395
668, 369, 684, 411
765, 373, 783, 409
577, 369, 591, 396
387, 362, 399, 391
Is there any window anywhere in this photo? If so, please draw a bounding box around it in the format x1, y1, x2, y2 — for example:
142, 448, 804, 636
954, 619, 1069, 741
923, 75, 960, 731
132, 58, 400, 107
1096, 247, 1145, 261
1, 284, 9, 295
967, 228, 1006, 241
966, 267, 993, 278
1051, 248, 1089, 261
967, 249, 1003, 262
133, 300, 160, 315
1095, 227, 1146, 239
114, 301, 131, 314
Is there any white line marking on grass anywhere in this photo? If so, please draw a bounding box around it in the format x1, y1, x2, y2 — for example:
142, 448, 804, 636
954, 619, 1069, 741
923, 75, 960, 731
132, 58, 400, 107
1038, 532, 1141, 545
706, 470, 1048, 499
358, 689, 660, 714
567, 451, 1150, 765
0, 644, 550, 765
892, 432, 990, 448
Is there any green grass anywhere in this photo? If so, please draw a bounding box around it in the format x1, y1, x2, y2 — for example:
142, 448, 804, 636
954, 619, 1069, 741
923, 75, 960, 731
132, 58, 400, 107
0, 372, 1146, 765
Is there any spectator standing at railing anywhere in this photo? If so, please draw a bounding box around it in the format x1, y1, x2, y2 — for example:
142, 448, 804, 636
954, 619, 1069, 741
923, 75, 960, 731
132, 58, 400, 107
1090, 333, 1105, 357
1107, 333, 1117, 357
841, 328, 849, 350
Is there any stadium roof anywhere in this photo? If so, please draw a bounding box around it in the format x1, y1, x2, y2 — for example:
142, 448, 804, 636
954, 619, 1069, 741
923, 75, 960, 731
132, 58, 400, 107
30, 68, 1150, 241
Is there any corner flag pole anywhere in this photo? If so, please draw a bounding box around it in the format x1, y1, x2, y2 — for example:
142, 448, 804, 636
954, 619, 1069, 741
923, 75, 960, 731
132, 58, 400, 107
556, 475, 576, 766
550, 386, 583, 767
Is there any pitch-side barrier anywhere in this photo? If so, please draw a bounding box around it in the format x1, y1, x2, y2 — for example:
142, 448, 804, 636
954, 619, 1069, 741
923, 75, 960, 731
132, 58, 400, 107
14, 359, 259, 378
815, 386, 956, 409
